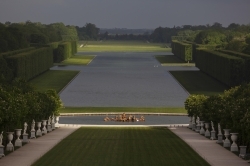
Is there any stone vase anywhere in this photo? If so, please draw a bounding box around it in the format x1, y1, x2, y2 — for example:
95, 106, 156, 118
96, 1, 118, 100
223, 129, 231, 148
55, 116, 60, 128
6, 132, 14, 151
199, 121, 205, 135
239, 146, 247, 158
15, 129, 22, 147
196, 122, 201, 133
42, 120, 47, 134
204, 123, 210, 137
36, 122, 42, 137
210, 130, 216, 140
230, 133, 238, 152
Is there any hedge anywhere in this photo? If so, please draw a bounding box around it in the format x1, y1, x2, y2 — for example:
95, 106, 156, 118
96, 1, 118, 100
53, 41, 77, 63
171, 40, 192, 62
0, 47, 36, 58
217, 50, 250, 83
195, 49, 244, 87
6, 47, 53, 80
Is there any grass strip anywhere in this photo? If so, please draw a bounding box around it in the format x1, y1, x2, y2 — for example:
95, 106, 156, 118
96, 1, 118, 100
55, 55, 95, 65
78, 41, 171, 52
170, 71, 229, 96
32, 127, 210, 166
29, 70, 79, 93
59, 107, 187, 114
155, 55, 195, 66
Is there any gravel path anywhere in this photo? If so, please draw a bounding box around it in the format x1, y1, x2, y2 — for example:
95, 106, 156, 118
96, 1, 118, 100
52, 52, 198, 107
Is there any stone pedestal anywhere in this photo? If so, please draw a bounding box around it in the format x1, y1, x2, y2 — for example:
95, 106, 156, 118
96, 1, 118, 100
36, 122, 42, 137
55, 116, 60, 128
230, 133, 238, 152
0, 145, 5, 158
47, 124, 52, 132
22, 134, 29, 143
210, 131, 216, 140
188, 117, 192, 129
6, 132, 14, 152
195, 124, 201, 133
15, 129, 22, 147
217, 134, 223, 143
42, 120, 47, 135
239, 146, 247, 158
223, 129, 231, 148
30, 130, 36, 139
204, 123, 210, 137
51, 122, 55, 130
199, 121, 205, 135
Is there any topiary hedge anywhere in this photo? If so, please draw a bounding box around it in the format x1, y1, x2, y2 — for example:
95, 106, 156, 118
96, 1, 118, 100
6, 47, 53, 80
195, 49, 244, 87
171, 40, 193, 62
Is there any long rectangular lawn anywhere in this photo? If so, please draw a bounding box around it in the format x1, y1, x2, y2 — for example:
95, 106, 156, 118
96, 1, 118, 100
32, 127, 209, 166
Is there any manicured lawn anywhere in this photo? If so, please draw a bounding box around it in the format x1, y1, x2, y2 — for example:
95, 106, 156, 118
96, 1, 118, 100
56, 55, 95, 65
59, 107, 187, 114
78, 40, 171, 52
170, 71, 229, 96
155, 55, 195, 66
29, 70, 79, 93
32, 127, 210, 166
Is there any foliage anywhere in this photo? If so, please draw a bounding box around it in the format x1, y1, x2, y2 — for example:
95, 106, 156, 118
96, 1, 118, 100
171, 40, 192, 62
0, 79, 62, 133
185, 83, 250, 151
194, 30, 226, 45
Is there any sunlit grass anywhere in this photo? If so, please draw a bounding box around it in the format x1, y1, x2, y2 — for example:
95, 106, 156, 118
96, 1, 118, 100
59, 107, 187, 114
78, 40, 171, 52
57, 55, 95, 65
29, 70, 79, 93
32, 127, 210, 166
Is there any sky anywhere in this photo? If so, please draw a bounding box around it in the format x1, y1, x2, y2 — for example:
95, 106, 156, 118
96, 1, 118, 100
0, 0, 249, 29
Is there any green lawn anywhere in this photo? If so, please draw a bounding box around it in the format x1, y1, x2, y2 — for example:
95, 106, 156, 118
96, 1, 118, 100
155, 55, 195, 66
29, 70, 79, 93
78, 40, 171, 52
32, 127, 210, 166
170, 71, 229, 96
55, 55, 95, 65
59, 107, 186, 114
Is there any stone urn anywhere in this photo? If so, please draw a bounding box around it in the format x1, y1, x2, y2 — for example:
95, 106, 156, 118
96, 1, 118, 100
199, 121, 205, 135
223, 129, 231, 148
55, 116, 60, 128
36, 122, 42, 137
230, 133, 238, 152
15, 129, 22, 147
239, 146, 247, 159
204, 123, 210, 137
42, 120, 47, 134
6, 132, 14, 151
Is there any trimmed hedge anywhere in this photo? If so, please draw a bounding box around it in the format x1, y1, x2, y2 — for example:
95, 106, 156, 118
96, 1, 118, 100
171, 40, 192, 62
195, 49, 244, 87
217, 50, 250, 83
0, 47, 36, 58
6, 47, 53, 80
53, 41, 77, 63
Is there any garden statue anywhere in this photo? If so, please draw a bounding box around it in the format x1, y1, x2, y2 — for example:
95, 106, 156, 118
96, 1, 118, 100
218, 123, 222, 135
23, 122, 28, 134
196, 117, 200, 124
211, 121, 215, 131
31, 119, 35, 131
